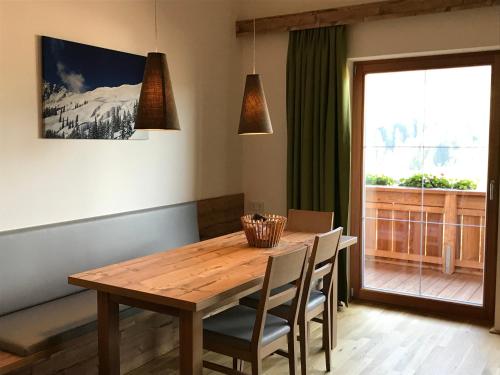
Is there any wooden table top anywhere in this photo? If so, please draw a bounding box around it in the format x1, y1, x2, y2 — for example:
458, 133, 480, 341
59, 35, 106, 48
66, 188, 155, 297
69, 231, 357, 312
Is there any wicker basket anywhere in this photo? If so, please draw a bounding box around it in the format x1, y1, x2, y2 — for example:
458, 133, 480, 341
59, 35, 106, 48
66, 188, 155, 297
241, 214, 287, 248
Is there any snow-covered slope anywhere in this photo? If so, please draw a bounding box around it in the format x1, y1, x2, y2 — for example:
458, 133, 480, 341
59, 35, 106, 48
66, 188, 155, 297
42, 82, 145, 139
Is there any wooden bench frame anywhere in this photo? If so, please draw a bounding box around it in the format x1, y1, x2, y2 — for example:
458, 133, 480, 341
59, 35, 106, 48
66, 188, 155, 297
0, 310, 177, 375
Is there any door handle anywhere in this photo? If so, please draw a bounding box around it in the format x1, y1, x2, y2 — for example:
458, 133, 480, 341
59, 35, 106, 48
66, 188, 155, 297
490, 180, 495, 201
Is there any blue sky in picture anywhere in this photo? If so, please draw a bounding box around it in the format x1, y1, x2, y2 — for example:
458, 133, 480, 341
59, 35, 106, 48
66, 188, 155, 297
41, 36, 145, 93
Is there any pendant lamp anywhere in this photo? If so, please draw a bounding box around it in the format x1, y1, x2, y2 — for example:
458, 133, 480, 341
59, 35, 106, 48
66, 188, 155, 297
135, 0, 180, 131
238, 19, 272, 135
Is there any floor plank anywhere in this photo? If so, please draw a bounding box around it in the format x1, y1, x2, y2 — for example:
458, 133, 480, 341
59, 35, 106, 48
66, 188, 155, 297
365, 260, 484, 304
127, 302, 500, 374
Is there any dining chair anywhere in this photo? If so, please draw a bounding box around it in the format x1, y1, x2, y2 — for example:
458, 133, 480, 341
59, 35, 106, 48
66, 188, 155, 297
202, 245, 309, 375
241, 227, 343, 375
287, 209, 338, 346
287, 209, 334, 233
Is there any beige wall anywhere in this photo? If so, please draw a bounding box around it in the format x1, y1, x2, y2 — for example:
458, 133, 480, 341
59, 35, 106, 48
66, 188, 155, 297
0, 0, 242, 231
236, 2, 500, 326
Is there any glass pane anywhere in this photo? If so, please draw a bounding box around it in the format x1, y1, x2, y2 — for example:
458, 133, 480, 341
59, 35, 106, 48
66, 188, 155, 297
422, 66, 492, 148
363, 134, 424, 295
421, 147, 489, 201
421, 222, 484, 305
362, 64, 491, 307
421, 136, 488, 304
364, 71, 424, 148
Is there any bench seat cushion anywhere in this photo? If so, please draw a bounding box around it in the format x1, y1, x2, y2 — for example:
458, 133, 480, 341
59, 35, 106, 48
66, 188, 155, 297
0, 290, 133, 356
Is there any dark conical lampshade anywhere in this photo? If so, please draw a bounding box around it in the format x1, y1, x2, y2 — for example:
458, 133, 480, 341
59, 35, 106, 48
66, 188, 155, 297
238, 74, 273, 135
135, 52, 180, 131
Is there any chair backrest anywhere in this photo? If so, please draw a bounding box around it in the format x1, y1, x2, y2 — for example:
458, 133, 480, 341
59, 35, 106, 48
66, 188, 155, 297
299, 227, 343, 317
287, 209, 334, 233
251, 246, 308, 347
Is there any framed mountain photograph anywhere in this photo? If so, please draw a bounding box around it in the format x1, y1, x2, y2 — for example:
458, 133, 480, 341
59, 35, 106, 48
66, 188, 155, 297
41, 36, 147, 140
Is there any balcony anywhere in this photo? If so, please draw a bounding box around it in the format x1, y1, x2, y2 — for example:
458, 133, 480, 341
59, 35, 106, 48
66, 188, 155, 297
363, 185, 485, 304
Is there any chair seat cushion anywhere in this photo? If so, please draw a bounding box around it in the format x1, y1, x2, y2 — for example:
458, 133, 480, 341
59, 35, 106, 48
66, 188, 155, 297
242, 285, 326, 313
0, 290, 134, 356
203, 305, 290, 349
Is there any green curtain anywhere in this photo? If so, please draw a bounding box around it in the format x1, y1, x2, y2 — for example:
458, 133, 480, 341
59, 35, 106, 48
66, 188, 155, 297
286, 26, 351, 304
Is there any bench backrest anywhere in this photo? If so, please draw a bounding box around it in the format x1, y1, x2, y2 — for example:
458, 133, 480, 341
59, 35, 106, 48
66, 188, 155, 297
0, 202, 199, 316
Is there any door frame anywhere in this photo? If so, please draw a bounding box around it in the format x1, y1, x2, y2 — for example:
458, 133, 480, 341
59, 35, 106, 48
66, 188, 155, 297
350, 51, 500, 322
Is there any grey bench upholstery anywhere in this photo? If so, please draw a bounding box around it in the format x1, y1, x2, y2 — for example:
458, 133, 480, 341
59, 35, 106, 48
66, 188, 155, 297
0, 202, 200, 356
0, 290, 135, 356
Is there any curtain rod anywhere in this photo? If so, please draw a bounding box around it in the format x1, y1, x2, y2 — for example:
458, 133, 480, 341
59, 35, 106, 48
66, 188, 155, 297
235, 0, 499, 36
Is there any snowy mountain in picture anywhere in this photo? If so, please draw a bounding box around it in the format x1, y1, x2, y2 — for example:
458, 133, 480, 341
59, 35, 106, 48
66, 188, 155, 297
41, 36, 147, 140
43, 82, 143, 139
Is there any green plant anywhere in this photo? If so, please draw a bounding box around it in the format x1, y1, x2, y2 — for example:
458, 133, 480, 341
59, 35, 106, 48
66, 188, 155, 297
365, 173, 477, 191
399, 174, 477, 190
452, 179, 477, 190
366, 174, 395, 186
399, 174, 451, 189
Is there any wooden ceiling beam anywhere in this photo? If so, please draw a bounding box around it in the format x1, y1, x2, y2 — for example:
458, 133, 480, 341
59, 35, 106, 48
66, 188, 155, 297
235, 0, 500, 36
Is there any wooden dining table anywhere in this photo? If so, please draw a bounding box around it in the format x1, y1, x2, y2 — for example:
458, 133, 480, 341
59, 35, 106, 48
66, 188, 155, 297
69, 230, 357, 375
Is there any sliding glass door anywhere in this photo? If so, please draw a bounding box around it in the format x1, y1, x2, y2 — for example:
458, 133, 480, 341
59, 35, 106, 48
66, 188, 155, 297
351, 52, 500, 320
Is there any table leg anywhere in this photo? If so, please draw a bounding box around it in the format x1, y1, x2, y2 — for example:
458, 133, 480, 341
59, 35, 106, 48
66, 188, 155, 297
330, 261, 338, 350
179, 310, 203, 375
97, 292, 120, 375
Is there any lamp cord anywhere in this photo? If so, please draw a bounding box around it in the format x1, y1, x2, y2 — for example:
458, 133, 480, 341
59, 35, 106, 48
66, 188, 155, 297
154, 0, 158, 53
252, 18, 256, 74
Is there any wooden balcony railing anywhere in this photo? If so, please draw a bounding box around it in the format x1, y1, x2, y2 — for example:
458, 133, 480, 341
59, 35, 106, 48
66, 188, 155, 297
364, 186, 486, 274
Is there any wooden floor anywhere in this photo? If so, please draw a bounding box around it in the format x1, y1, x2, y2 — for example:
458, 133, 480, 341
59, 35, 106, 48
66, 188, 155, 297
364, 260, 484, 305
128, 302, 500, 375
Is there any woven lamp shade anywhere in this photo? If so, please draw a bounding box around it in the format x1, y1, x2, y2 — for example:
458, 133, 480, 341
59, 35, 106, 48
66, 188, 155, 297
135, 52, 180, 130
238, 74, 273, 135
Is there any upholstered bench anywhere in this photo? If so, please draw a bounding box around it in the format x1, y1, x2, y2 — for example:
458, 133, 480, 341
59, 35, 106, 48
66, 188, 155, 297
0, 291, 135, 357
0, 194, 244, 374
0, 202, 200, 374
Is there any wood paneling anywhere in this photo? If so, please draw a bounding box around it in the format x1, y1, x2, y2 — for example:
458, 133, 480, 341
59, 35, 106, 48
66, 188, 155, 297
0, 310, 178, 375
0, 352, 28, 375
235, 0, 500, 35
393, 211, 409, 253
426, 213, 443, 259
364, 187, 486, 272
409, 211, 423, 256
442, 193, 457, 273
197, 193, 244, 241
462, 216, 482, 261
376, 210, 392, 251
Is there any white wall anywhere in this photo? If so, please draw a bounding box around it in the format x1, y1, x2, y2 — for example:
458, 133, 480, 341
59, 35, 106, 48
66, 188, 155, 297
236, 1, 500, 325
0, 0, 242, 232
